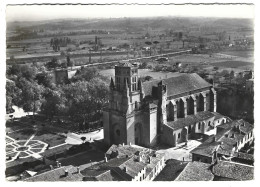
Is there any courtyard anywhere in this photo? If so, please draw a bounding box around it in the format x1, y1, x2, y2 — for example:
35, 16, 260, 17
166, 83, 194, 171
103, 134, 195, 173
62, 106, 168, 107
156, 140, 202, 161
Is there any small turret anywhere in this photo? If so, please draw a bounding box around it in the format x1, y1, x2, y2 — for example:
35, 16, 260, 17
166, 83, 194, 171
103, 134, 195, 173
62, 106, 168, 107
138, 79, 145, 99
110, 77, 115, 90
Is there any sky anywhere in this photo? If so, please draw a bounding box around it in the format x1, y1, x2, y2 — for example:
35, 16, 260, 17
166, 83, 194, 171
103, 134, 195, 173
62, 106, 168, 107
6, 4, 255, 22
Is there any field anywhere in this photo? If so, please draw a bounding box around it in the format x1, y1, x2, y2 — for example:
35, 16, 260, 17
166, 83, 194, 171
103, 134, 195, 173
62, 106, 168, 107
211, 61, 254, 68
100, 68, 183, 80
219, 49, 254, 59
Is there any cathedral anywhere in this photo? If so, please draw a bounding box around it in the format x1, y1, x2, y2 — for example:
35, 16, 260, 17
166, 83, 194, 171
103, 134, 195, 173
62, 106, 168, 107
103, 62, 227, 147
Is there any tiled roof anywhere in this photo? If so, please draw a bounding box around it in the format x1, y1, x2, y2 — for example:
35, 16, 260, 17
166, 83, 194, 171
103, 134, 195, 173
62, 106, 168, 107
24, 166, 84, 182
211, 112, 226, 120
106, 144, 143, 157
154, 159, 188, 181
166, 111, 215, 130
213, 161, 254, 180
175, 162, 214, 181
80, 157, 130, 177
83, 145, 164, 181
217, 119, 253, 133
143, 73, 212, 97
191, 136, 221, 157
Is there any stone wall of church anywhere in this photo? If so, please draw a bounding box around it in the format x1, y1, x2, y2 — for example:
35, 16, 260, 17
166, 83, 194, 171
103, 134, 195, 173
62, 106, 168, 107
103, 110, 128, 145
161, 125, 176, 147
125, 110, 155, 147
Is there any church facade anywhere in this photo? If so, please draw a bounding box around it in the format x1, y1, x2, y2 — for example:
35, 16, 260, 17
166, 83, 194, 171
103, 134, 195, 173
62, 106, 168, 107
103, 62, 227, 147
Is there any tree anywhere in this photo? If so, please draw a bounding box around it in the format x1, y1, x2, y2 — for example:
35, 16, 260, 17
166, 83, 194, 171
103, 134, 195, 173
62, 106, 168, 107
7, 64, 37, 81
41, 88, 67, 119
67, 56, 74, 68
35, 71, 54, 88
16, 77, 44, 116
6, 80, 22, 113
62, 78, 109, 124
46, 57, 60, 69
71, 67, 100, 82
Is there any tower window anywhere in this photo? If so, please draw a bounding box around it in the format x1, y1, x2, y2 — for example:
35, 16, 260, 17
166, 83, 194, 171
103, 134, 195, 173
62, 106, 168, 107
116, 129, 120, 136
178, 133, 181, 139
198, 123, 201, 129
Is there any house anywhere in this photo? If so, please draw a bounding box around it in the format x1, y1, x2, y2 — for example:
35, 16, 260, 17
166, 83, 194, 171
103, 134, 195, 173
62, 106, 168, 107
191, 119, 254, 164
82, 144, 165, 181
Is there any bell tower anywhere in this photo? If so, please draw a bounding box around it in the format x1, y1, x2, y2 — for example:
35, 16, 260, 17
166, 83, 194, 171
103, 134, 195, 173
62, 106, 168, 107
114, 62, 139, 93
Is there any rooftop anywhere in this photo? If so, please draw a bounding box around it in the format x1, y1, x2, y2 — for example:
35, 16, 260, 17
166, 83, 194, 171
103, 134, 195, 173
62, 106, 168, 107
175, 161, 214, 181
143, 73, 212, 98
83, 144, 164, 181
191, 119, 253, 157
24, 166, 84, 182
166, 111, 216, 131
213, 161, 254, 180
154, 159, 188, 181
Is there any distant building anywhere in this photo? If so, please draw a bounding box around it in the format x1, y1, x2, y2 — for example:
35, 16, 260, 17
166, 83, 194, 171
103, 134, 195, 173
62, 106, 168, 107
103, 62, 220, 148
245, 79, 254, 93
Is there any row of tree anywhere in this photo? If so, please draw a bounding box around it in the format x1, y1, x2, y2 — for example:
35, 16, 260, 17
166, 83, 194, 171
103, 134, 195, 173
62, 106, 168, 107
50, 37, 72, 51
6, 63, 109, 127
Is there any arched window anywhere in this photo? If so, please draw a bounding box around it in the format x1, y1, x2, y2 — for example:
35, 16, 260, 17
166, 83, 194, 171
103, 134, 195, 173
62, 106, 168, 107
178, 133, 181, 139
208, 121, 211, 126
188, 125, 192, 134
135, 101, 138, 109
198, 123, 201, 130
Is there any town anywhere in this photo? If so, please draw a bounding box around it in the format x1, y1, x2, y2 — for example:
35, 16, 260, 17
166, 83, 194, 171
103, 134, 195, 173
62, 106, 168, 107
5, 5, 254, 181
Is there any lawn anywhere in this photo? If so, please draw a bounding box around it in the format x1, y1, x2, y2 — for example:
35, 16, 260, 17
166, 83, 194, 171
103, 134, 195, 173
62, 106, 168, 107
8, 128, 35, 140
6, 124, 67, 147
219, 50, 254, 58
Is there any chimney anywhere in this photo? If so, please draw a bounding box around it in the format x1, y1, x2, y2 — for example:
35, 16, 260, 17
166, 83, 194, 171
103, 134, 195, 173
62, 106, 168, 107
104, 156, 108, 163
122, 142, 125, 146
138, 156, 142, 162
77, 167, 80, 174
123, 167, 128, 172
65, 170, 68, 177
129, 142, 132, 146
56, 161, 59, 167
20, 174, 23, 180
148, 157, 151, 164
50, 165, 54, 170
59, 163, 62, 168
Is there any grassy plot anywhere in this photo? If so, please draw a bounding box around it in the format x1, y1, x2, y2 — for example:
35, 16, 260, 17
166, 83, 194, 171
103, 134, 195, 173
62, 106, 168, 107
211, 61, 253, 68
219, 50, 254, 58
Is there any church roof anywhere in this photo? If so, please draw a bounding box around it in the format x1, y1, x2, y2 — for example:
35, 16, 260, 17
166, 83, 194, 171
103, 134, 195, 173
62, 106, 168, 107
166, 111, 215, 131
142, 73, 212, 98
